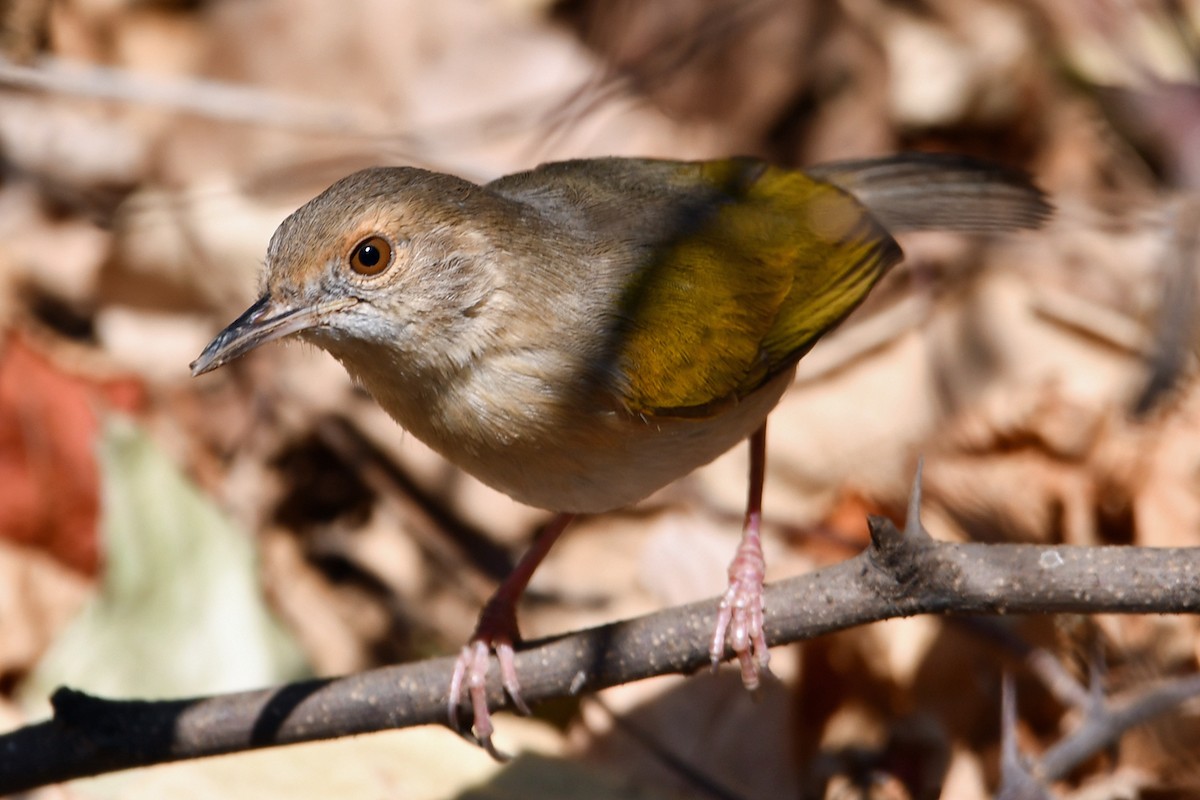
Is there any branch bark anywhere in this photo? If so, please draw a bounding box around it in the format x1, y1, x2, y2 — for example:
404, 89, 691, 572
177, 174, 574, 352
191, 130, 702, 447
3, 511, 1199, 794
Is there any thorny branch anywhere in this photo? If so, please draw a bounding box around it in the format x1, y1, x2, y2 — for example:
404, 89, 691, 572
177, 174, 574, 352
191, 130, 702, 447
992, 630, 1200, 798
2, 473, 1199, 794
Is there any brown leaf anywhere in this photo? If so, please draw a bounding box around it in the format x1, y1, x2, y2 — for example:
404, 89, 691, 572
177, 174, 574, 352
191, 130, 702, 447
0, 330, 143, 573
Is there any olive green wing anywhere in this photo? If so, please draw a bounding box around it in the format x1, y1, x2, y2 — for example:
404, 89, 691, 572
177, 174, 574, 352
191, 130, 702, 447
613, 159, 901, 416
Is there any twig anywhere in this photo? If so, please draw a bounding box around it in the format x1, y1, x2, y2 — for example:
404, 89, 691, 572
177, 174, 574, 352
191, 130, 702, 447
954, 618, 1093, 710
584, 695, 747, 800
3, 495, 1199, 793
1037, 672, 1200, 782
1133, 195, 1200, 416
962, 607, 1200, 789
997, 674, 1054, 800
0, 55, 388, 134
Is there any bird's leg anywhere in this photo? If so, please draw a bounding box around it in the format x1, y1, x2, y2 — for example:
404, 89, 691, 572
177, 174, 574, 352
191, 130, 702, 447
448, 511, 575, 754
710, 423, 770, 688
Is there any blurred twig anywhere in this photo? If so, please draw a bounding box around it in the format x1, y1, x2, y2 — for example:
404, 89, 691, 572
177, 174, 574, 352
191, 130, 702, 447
998, 674, 1053, 800
0, 54, 609, 161
0, 55, 392, 134
980, 622, 1200, 795
1133, 195, 1200, 416
3, 471, 1200, 792
585, 695, 747, 800
955, 618, 1093, 710
1037, 671, 1200, 782
312, 415, 517, 587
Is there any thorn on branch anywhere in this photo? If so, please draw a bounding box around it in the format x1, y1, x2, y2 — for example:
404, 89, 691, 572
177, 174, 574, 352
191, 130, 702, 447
998, 674, 1053, 800
866, 460, 934, 586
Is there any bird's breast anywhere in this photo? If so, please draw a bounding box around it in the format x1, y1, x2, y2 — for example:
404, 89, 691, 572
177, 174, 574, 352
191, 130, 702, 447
331, 338, 793, 513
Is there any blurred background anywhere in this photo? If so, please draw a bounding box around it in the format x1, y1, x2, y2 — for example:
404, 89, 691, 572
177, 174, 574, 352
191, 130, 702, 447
2, 0, 1200, 797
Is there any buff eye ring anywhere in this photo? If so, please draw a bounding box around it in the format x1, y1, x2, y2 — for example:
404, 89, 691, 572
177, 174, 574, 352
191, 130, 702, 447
349, 235, 393, 276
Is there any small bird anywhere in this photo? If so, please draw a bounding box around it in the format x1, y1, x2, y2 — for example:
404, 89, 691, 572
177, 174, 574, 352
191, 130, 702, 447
192, 154, 1049, 752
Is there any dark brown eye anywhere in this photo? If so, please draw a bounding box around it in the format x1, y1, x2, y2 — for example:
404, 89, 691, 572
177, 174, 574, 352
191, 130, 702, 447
348, 235, 393, 276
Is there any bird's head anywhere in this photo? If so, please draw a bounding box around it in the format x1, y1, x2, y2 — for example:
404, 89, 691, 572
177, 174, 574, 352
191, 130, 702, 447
191, 166, 504, 377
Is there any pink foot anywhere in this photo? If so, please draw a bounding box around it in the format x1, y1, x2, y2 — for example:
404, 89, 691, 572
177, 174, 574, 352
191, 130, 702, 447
444, 513, 575, 755
447, 634, 528, 758
709, 526, 770, 688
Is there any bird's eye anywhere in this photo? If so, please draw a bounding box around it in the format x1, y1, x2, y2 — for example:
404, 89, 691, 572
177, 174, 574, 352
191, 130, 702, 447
348, 235, 393, 276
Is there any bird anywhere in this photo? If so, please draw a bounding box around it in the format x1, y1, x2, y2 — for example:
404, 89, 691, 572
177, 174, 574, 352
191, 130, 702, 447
191, 153, 1050, 753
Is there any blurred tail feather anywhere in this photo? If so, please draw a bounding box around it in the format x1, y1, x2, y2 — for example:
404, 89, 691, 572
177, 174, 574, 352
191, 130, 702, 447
811, 152, 1052, 234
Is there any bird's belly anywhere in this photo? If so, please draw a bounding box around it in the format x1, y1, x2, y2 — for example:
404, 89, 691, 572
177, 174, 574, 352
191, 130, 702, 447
336, 342, 794, 514
449, 369, 794, 513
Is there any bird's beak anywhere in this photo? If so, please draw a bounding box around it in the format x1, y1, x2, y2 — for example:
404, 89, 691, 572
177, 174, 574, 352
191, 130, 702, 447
190, 294, 357, 376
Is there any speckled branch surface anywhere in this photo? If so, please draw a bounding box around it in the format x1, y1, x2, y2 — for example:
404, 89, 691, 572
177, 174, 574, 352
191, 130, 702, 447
3, 480, 1198, 793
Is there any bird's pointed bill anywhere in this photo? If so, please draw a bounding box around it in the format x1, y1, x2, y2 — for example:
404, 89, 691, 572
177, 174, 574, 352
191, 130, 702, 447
190, 294, 357, 376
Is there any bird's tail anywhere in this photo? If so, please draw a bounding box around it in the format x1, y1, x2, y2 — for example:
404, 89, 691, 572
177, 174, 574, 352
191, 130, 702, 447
809, 152, 1052, 234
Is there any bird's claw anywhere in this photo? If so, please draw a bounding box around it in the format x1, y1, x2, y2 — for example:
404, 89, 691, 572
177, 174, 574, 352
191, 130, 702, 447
710, 533, 770, 689
447, 637, 529, 758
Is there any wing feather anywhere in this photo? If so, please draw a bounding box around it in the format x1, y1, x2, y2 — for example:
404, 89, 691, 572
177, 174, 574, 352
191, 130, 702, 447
614, 160, 901, 414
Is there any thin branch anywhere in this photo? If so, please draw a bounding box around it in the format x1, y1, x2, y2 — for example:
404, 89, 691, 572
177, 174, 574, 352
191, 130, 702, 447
0, 51, 665, 167
1037, 672, 1200, 782
960, 617, 1200, 787
954, 618, 1093, 710
0, 55, 388, 134
584, 696, 746, 800
1133, 195, 1200, 416
3, 507, 1199, 793
997, 674, 1054, 800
